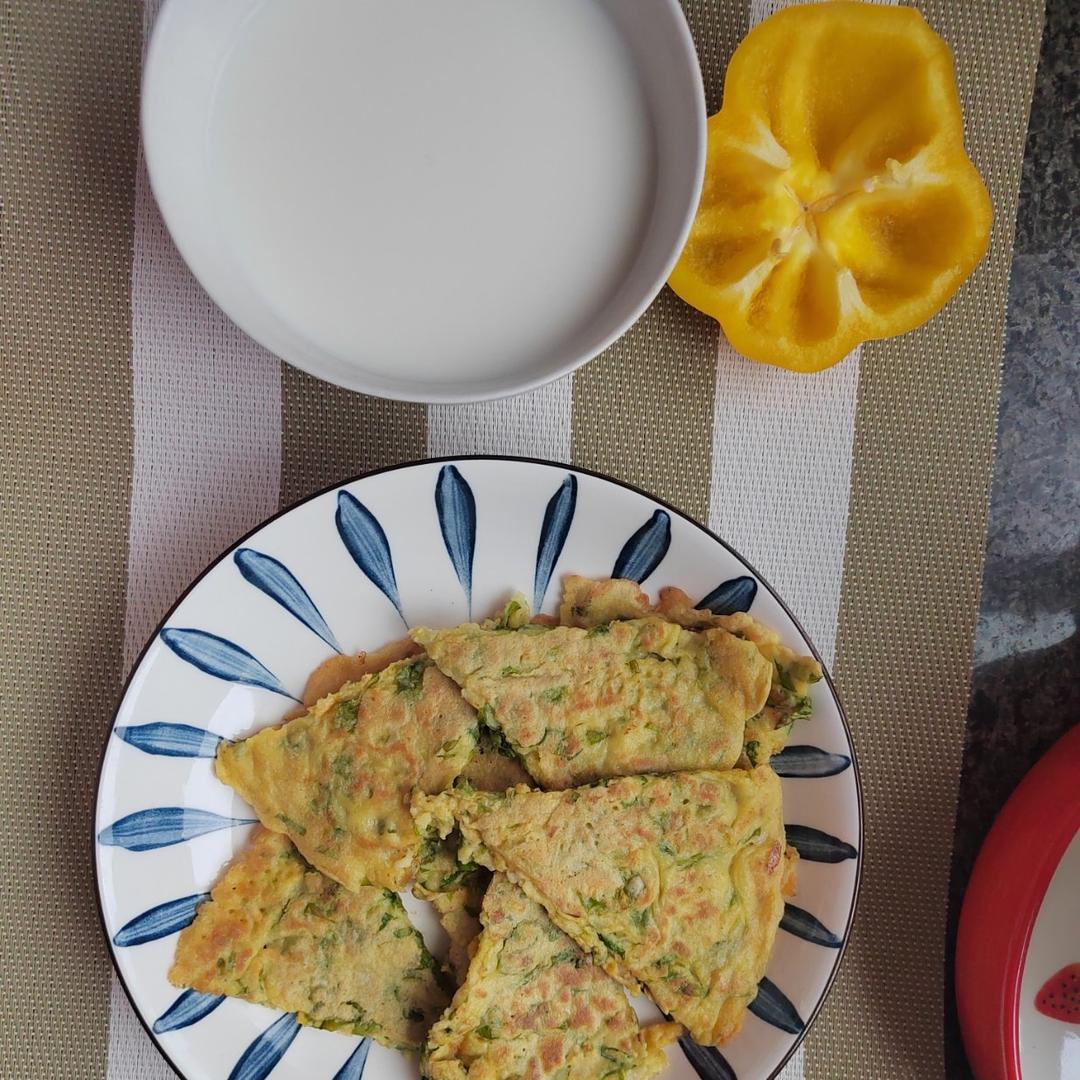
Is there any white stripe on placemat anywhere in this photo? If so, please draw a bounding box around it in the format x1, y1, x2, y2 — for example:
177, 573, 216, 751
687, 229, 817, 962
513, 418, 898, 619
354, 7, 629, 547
708, 353, 860, 671
709, 0, 895, 663
105, 3, 284, 1076
711, 359, 859, 1080
707, 0, 866, 673
707, 2, 894, 1076
427, 376, 574, 459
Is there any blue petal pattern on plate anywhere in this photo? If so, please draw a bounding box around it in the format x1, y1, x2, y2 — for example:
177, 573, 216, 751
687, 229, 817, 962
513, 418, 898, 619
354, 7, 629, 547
98, 808, 256, 852
748, 977, 804, 1034
115, 722, 223, 759
228, 1013, 301, 1080
152, 989, 225, 1034
98, 459, 861, 1080
234, 548, 342, 653
612, 509, 671, 583
785, 824, 858, 864
113, 892, 209, 947
680, 1037, 737, 1080
771, 745, 851, 778
533, 473, 578, 610
435, 465, 476, 609
160, 628, 296, 701
331, 1040, 371, 1080
780, 903, 842, 948
697, 575, 757, 615
335, 491, 404, 621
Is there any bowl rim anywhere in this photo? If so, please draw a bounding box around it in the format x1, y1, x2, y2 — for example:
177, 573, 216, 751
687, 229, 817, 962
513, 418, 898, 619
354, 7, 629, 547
139, 0, 707, 405
93, 454, 864, 1080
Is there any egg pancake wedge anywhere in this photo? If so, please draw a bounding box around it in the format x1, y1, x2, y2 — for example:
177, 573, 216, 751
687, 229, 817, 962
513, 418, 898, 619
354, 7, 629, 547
415, 730, 532, 985
169, 829, 448, 1051
422, 873, 680, 1079
411, 618, 770, 789
215, 657, 477, 891
413, 767, 792, 1046
559, 576, 823, 767
413, 831, 490, 987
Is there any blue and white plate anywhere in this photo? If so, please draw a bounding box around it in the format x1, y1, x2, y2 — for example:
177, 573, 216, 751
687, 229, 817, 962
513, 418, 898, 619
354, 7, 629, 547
95, 457, 862, 1080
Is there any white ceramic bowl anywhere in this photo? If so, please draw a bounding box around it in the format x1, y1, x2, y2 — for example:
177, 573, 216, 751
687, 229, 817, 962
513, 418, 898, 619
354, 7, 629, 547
141, 0, 705, 403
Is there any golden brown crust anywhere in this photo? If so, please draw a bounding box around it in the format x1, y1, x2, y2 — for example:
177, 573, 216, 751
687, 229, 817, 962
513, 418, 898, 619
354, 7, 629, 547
559, 575, 653, 627
413, 617, 770, 789
561, 577, 823, 765
422, 874, 680, 1079
458, 745, 533, 792
300, 637, 423, 707
170, 829, 447, 1051
415, 767, 788, 1046
215, 659, 477, 891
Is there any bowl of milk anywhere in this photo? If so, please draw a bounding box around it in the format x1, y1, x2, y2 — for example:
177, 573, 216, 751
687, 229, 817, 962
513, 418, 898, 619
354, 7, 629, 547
142, 0, 705, 403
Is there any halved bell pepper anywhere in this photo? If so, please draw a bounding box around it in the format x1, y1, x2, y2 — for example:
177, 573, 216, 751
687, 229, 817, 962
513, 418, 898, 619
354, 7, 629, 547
669, 2, 992, 372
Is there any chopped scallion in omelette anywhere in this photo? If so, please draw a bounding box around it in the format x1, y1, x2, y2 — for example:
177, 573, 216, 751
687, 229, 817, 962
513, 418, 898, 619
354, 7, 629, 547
458, 725, 534, 793
411, 617, 771, 789
413, 767, 793, 1046
182, 577, 815, 1064
415, 727, 533, 984
559, 576, 823, 766
422, 873, 680, 1079
169, 828, 447, 1051
215, 657, 477, 891
414, 831, 490, 987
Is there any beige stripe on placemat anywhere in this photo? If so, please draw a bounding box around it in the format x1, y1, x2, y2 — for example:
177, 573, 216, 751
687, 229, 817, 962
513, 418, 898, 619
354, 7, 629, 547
570, 289, 718, 523
0, 2, 140, 1077
569, 0, 748, 523
279, 371, 426, 506
806, 2, 1046, 1078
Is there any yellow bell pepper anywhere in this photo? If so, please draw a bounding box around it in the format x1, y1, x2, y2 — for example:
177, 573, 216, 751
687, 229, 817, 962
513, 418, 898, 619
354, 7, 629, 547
669, 2, 992, 372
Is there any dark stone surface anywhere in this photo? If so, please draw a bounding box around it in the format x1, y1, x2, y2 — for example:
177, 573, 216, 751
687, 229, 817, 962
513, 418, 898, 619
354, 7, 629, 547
945, 0, 1079, 1073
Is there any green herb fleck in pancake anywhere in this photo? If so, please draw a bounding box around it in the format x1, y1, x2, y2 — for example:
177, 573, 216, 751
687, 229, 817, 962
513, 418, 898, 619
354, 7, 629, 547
559, 576, 823, 766
170, 828, 447, 1051
413, 767, 792, 1046
422, 873, 679, 1079
412, 617, 770, 789
215, 658, 477, 891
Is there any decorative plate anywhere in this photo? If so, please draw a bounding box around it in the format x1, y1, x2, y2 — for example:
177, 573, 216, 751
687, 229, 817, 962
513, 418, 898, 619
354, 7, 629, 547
956, 723, 1080, 1080
95, 457, 863, 1080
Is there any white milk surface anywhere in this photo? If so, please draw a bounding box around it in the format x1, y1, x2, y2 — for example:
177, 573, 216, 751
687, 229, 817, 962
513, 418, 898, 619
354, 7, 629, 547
208, 0, 656, 382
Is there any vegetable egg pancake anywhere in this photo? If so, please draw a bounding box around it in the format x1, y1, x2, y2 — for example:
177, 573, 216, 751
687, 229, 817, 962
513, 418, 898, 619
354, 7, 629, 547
559, 576, 823, 766
414, 832, 490, 986
215, 657, 477, 891
412, 617, 770, 789
422, 873, 680, 1079
170, 828, 447, 1051
413, 767, 792, 1046
458, 729, 533, 794
416, 729, 532, 985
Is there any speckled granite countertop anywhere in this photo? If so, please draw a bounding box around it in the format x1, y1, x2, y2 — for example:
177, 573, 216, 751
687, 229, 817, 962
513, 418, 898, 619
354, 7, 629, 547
946, 0, 1079, 1071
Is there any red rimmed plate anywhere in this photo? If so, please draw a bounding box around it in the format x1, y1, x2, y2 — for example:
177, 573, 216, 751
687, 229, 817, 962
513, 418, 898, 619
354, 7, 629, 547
956, 724, 1080, 1079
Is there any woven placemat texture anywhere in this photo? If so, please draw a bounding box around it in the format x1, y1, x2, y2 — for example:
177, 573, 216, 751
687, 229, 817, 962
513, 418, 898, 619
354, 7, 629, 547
816, 2, 1045, 1076
569, 0, 749, 525
0, 2, 140, 1077
0, 0, 1044, 1076
280, 371, 425, 507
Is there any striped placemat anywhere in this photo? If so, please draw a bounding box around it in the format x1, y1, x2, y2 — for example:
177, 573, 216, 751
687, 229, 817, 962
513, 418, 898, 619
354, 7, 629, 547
0, 0, 1044, 1076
